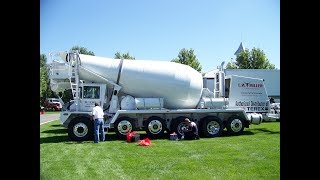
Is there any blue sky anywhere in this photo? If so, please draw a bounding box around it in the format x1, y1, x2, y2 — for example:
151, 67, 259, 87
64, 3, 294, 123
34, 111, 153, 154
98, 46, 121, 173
40, 0, 280, 73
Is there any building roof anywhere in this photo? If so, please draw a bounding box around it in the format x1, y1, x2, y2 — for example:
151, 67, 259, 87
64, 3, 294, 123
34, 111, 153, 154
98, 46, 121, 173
234, 42, 245, 56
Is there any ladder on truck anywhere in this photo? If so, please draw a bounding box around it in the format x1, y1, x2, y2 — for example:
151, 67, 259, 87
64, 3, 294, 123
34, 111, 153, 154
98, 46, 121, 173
67, 51, 110, 134
68, 51, 81, 111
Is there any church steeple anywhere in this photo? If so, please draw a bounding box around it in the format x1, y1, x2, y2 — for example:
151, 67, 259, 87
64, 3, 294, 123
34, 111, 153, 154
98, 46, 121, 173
234, 42, 245, 56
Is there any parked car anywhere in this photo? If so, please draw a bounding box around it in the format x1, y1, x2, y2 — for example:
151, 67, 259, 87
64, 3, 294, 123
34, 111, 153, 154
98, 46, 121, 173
44, 98, 62, 111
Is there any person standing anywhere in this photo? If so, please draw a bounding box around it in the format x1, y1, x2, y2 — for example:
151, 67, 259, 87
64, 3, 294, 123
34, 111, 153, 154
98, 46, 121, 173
91, 102, 105, 143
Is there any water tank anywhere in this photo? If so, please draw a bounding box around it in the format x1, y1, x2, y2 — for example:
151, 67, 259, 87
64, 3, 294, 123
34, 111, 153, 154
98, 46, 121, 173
77, 54, 203, 109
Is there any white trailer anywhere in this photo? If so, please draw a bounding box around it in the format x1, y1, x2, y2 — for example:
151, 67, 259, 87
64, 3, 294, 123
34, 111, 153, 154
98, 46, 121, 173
48, 50, 270, 141
204, 68, 280, 102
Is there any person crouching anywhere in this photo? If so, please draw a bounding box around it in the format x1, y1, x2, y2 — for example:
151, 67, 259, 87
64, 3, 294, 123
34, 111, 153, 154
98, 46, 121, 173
183, 118, 200, 140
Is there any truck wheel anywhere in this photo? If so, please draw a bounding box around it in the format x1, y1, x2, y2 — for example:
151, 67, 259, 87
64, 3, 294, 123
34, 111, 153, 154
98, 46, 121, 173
144, 116, 166, 138
114, 117, 135, 138
226, 115, 245, 135
170, 116, 189, 138
199, 116, 223, 138
68, 117, 93, 141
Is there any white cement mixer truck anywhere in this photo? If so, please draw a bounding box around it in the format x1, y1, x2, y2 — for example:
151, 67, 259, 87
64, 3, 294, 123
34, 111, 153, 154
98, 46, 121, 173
48, 50, 270, 141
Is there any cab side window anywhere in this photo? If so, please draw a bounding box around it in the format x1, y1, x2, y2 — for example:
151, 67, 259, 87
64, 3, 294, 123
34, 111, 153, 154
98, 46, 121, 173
83, 86, 100, 99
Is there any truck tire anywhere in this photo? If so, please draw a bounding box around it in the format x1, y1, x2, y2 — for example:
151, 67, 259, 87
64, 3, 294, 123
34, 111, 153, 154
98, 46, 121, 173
170, 116, 189, 138
199, 116, 223, 138
144, 116, 166, 138
114, 117, 135, 139
68, 117, 93, 141
226, 115, 245, 135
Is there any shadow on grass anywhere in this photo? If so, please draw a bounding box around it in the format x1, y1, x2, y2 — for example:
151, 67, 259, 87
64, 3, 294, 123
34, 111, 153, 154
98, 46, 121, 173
40, 129, 257, 144
104, 133, 146, 141
262, 121, 280, 124
40, 125, 278, 144
40, 133, 127, 144
252, 128, 280, 134
51, 124, 63, 127
42, 129, 67, 134
40, 130, 269, 144
40, 135, 70, 144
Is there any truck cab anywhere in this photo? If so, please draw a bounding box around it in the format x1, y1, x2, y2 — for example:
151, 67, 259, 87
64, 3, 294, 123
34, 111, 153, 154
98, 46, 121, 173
67, 83, 107, 112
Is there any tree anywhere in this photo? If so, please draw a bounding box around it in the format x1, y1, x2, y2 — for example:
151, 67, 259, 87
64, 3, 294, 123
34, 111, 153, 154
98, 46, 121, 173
40, 54, 48, 97
114, 52, 135, 60
40, 54, 53, 105
227, 47, 276, 69
225, 62, 238, 69
171, 48, 202, 72
71, 46, 95, 55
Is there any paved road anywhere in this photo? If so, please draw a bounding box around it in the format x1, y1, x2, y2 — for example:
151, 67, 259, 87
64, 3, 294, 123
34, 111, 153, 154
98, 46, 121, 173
40, 113, 60, 125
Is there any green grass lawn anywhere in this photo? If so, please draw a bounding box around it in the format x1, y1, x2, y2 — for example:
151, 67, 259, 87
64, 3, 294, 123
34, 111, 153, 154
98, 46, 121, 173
40, 121, 280, 180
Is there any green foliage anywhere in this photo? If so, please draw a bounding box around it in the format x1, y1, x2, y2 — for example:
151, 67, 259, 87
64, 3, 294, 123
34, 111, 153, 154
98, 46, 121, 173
40, 54, 47, 67
40, 67, 47, 97
40, 54, 52, 105
114, 52, 135, 60
40, 54, 47, 97
41, 121, 280, 179
59, 89, 73, 103
233, 48, 276, 69
71, 46, 95, 55
171, 48, 202, 72
225, 62, 238, 69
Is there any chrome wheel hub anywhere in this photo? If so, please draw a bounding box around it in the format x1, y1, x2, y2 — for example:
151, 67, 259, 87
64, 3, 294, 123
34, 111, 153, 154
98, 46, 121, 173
148, 120, 163, 134
207, 121, 221, 135
73, 122, 88, 137
230, 119, 242, 132
117, 120, 132, 135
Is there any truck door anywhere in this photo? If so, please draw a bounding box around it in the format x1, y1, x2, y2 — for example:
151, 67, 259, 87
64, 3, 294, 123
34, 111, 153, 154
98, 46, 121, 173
80, 85, 102, 112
